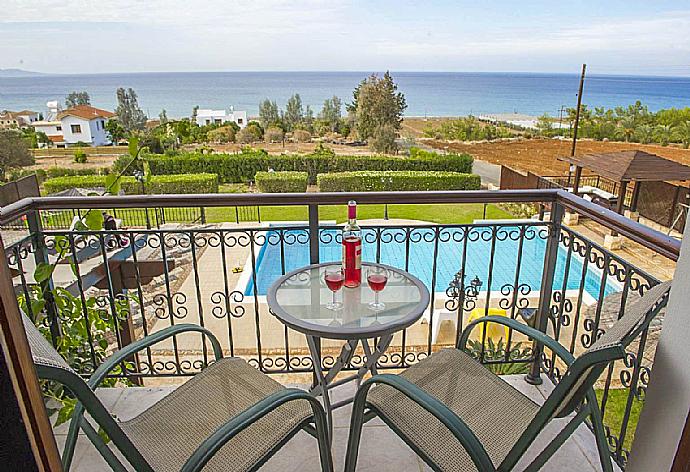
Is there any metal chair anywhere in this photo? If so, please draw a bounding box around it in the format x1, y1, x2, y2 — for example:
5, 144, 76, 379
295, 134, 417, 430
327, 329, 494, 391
23, 316, 333, 472
345, 281, 671, 472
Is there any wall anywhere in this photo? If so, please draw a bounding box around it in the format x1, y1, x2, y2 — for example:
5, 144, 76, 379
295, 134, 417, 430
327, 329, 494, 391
628, 221, 690, 471
499, 166, 539, 190
61, 115, 93, 145
88, 118, 110, 146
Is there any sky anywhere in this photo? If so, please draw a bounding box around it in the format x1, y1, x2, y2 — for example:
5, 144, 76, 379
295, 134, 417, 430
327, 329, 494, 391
1, 0, 690, 76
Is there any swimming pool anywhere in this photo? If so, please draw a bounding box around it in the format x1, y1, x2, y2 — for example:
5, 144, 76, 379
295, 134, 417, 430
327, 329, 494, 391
244, 227, 620, 300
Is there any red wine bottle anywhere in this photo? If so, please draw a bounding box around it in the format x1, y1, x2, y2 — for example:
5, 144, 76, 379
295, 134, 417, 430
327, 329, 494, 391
342, 200, 362, 287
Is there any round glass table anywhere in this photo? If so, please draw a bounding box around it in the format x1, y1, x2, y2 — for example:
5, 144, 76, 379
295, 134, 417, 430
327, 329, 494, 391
267, 262, 430, 438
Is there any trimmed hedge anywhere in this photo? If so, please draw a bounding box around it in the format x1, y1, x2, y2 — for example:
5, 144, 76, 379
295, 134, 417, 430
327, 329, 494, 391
255, 171, 308, 193
317, 171, 481, 192
43, 173, 219, 195
146, 150, 473, 184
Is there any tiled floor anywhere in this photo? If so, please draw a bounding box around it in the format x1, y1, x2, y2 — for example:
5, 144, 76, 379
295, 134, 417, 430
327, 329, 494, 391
55, 375, 620, 471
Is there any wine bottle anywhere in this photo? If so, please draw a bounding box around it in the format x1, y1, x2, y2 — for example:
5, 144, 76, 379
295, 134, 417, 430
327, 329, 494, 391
342, 200, 362, 287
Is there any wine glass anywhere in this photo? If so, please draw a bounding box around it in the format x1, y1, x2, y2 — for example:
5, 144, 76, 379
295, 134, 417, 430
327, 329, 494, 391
367, 266, 388, 311
324, 267, 344, 311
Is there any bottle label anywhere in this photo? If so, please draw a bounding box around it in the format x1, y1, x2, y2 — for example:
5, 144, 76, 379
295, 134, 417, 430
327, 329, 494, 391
343, 236, 362, 287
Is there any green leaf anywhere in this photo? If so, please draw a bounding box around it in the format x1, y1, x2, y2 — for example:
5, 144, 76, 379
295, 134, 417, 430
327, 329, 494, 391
84, 210, 104, 230
105, 174, 121, 195
54, 397, 77, 427
128, 136, 139, 158
143, 160, 152, 184
34, 263, 55, 284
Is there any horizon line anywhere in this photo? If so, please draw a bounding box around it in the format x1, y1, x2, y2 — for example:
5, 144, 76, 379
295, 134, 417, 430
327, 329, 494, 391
3, 68, 690, 80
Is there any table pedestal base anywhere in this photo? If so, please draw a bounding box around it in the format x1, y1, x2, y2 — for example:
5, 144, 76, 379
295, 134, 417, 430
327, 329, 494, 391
306, 334, 393, 442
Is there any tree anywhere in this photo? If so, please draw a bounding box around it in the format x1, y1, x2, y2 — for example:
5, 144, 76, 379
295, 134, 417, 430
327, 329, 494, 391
319, 96, 342, 132
673, 121, 690, 149
191, 105, 199, 124
654, 124, 673, 146
347, 72, 406, 152
536, 114, 554, 136
258, 99, 281, 129
65, 91, 90, 108
104, 118, 126, 145
264, 127, 285, 143
284, 93, 304, 131
115, 87, 147, 132
207, 125, 237, 144
159, 109, 168, 124
0, 130, 34, 180
635, 124, 654, 144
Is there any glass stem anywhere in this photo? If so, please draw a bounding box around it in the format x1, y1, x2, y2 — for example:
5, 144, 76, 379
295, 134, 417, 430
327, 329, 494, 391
332, 290, 336, 306
375, 291, 379, 306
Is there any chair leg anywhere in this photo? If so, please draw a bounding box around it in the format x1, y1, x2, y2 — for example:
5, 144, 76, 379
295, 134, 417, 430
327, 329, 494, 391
523, 408, 589, 472
344, 388, 370, 472
312, 404, 334, 472
586, 393, 614, 472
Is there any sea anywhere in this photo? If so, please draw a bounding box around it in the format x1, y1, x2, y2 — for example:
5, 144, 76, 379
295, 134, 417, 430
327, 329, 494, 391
1, 71, 690, 119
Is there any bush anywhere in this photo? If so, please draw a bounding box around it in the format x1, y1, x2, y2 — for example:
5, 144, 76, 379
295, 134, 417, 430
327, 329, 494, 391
237, 126, 263, 143
207, 125, 237, 143
43, 173, 219, 195
73, 149, 88, 163
317, 171, 481, 192
255, 171, 308, 193
46, 167, 110, 178
147, 150, 473, 185
112, 154, 143, 175
293, 129, 312, 143
264, 127, 285, 143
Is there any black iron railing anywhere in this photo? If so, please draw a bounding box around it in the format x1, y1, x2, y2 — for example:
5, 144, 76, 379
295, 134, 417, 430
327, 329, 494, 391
0, 190, 678, 468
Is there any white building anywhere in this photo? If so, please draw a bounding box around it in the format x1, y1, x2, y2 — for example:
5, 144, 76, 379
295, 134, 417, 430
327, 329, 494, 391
195, 108, 247, 128
0, 110, 40, 129
32, 105, 115, 147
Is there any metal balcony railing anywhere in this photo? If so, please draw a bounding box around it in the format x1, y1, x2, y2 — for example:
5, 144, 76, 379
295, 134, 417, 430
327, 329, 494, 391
0, 189, 679, 468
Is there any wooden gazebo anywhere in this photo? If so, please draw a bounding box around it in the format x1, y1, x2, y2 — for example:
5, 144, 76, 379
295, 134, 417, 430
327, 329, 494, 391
559, 150, 690, 217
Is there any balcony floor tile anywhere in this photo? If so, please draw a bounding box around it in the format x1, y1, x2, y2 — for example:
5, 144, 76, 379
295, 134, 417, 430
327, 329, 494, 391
60, 375, 621, 471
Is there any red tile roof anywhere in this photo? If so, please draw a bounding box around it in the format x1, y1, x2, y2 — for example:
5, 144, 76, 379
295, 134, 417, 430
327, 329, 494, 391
48, 135, 65, 143
58, 105, 115, 121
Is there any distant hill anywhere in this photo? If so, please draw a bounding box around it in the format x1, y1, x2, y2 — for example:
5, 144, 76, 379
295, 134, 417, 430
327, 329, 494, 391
0, 68, 46, 78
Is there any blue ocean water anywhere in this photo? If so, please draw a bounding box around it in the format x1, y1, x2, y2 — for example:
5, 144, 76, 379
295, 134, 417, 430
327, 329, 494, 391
246, 228, 619, 299
2, 71, 690, 119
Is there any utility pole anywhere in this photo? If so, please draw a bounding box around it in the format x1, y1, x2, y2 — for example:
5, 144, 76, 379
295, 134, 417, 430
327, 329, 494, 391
571, 64, 586, 157
558, 105, 565, 134
570, 64, 586, 194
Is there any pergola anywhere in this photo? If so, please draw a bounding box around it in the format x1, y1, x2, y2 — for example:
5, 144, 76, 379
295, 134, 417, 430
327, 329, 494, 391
558, 150, 690, 217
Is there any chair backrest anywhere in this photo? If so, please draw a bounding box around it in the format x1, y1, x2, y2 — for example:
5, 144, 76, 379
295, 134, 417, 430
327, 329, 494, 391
548, 280, 671, 419
21, 314, 76, 374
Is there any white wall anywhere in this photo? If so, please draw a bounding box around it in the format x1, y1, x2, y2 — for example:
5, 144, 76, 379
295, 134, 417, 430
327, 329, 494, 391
33, 122, 62, 136
61, 115, 93, 145
627, 223, 688, 471
88, 118, 110, 146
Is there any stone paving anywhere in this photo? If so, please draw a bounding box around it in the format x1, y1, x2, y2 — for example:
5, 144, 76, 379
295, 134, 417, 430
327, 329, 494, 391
55, 375, 620, 472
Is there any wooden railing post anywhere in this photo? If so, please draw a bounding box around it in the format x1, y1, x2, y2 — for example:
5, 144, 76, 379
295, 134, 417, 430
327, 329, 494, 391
526, 201, 564, 385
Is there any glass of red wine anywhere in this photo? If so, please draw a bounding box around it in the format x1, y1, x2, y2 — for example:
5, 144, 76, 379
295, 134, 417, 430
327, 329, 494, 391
324, 267, 344, 311
366, 266, 388, 311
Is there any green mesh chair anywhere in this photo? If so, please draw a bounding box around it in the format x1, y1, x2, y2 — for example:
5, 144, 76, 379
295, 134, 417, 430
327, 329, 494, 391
345, 281, 671, 472
23, 316, 333, 472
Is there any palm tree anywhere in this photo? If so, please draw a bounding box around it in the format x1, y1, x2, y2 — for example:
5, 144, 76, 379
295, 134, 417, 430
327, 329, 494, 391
654, 124, 673, 146
616, 116, 636, 142
635, 124, 654, 144
673, 121, 690, 149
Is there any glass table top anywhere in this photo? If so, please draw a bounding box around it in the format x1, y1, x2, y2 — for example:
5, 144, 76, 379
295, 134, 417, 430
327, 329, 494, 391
267, 262, 430, 339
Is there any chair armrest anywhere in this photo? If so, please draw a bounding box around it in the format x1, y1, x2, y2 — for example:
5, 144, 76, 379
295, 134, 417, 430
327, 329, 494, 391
359, 374, 495, 471
180, 388, 332, 472
88, 323, 223, 389
458, 315, 575, 366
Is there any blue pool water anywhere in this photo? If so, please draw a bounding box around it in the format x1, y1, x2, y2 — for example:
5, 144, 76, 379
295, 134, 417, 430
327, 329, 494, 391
245, 228, 620, 299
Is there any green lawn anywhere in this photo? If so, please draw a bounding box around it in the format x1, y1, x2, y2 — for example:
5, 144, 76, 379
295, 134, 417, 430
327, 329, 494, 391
596, 388, 643, 453
212, 184, 514, 224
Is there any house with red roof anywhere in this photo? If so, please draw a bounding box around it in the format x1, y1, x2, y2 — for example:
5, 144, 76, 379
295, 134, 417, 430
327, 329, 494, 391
32, 105, 116, 147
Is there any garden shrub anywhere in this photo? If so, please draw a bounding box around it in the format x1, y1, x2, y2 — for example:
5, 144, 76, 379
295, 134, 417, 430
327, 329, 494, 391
317, 171, 481, 192
73, 149, 88, 163
255, 171, 308, 193
207, 125, 237, 143
264, 127, 285, 143
147, 150, 473, 185
43, 173, 219, 195
293, 129, 312, 143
